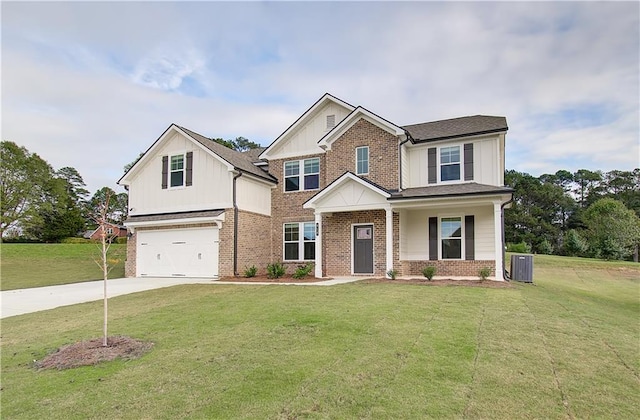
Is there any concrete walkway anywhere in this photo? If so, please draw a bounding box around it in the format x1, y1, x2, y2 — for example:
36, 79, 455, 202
1, 276, 366, 319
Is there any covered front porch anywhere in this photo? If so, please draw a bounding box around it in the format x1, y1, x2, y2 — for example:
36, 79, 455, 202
304, 172, 513, 280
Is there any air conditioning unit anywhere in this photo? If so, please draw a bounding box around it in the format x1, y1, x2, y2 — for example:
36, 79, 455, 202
510, 254, 533, 283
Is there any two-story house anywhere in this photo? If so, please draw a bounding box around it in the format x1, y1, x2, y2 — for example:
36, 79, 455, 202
119, 93, 512, 280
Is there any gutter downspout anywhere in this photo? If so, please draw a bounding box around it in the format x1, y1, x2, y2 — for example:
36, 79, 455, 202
398, 133, 411, 190
233, 171, 242, 276
501, 196, 514, 280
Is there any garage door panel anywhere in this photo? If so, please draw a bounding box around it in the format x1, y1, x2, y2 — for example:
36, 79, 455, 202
137, 228, 219, 278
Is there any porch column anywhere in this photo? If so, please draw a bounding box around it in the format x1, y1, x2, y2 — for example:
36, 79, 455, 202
386, 207, 393, 278
315, 212, 323, 278
493, 201, 504, 281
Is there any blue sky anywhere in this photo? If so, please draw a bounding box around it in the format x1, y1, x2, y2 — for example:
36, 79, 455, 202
2, 1, 638, 194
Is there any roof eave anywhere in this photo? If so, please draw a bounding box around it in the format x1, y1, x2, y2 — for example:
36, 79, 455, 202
410, 127, 508, 144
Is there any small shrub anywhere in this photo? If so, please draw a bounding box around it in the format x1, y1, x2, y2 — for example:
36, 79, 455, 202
478, 267, 491, 281
293, 263, 313, 279
115, 237, 128, 244
266, 262, 286, 279
536, 239, 553, 255
563, 229, 588, 257
386, 269, 398, 280
244, 265, 257, 278
506, 241, 531, 253
422, 266, 436, 281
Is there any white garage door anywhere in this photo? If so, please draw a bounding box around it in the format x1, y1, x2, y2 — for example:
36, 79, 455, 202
137, 227, 219, 278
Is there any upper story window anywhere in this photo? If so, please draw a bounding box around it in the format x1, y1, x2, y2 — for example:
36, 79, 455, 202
162, 151, 192, 190
284, 158, 320, 192
170, 154, 185, 187
440, 146, 460, 182
356, 146, 369, 175
326, 114, 336, 130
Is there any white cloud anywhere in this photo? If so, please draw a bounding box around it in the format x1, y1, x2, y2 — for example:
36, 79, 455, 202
1, 1, 638, 194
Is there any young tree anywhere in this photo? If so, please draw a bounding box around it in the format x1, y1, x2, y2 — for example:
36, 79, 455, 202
92, 189, 120, 347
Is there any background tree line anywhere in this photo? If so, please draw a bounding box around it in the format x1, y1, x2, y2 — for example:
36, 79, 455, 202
505, 168, 640, 261
1, 137, 261, 243
2, 140, 639, 261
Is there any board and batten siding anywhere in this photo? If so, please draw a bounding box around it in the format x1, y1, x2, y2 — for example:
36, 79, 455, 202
127, 132, 234, 215
267, 102, 352, 159
404, 135, 502, 188
398, 206, 496, 261
236, 176, 272, 216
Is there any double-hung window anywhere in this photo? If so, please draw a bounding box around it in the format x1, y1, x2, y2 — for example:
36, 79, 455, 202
170, 154, 185, 187
441, 217, 462, 259
356, 146, 369, 175
440, 146, 460, 182
284, 222, 316, 261
284, 158, 320, 192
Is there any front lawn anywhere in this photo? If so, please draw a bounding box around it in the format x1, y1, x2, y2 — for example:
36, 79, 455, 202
1, 256, 638, 418
0, 243, 126, 290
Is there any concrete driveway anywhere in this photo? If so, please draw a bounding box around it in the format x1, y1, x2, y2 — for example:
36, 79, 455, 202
1, 276, 365, 319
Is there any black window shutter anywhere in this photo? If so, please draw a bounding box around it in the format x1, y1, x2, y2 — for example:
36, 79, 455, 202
428, 217, 438, 260
464, 143, 474, 181
161, 156, 168, 189
186, 151, 193, 186
428, 147, 437, 184
465, 215, 475, 260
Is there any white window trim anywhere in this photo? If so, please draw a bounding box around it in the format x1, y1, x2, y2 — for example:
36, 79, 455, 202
356, 146, 369, 175
169, 152, 187, 189
437, 144, 463, 184
283, 158, 320, 192
283, 222, 316, 261
438, 215, 465, 260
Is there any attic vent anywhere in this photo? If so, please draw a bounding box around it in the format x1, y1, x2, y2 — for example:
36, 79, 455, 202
326, 114, 336, 130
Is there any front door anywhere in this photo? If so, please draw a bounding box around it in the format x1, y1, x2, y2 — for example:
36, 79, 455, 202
353, 225, 374, 274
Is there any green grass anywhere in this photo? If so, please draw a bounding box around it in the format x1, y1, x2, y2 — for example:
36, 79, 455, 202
0, 243, 125, 290
1, 255, 638, 418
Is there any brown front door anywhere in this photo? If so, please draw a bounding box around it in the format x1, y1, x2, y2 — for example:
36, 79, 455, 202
353, 225, 374, 274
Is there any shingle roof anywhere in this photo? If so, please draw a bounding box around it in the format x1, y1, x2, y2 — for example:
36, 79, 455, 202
176, 126, 276, 183
390, 183, 513, 200
126, 209, 225, 223
403, 115, 507, 143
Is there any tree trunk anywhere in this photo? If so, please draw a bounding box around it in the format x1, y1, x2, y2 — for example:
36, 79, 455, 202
102, 225, 108, 347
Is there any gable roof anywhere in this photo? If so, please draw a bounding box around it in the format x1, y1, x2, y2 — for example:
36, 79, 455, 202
317, 106, 406, 150
403, 115, 508, 143
118, 124, 276, 186
176, 126, 275, 182
259, 93, 356, 160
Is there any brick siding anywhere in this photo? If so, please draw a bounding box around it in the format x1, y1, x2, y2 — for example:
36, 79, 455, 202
323, 209, 389, 277
325, 119, 399, 191
268, 155, 323, 272
399, 260, 496, 278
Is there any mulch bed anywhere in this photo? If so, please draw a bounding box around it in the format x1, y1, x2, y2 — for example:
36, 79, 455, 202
221, 276, 512, 288
36, 336, 153, 370
219, 276, 320, 283
361, 278, 513, 288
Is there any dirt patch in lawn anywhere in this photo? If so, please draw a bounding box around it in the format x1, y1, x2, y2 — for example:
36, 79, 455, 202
361, 278, 514, 288
36, 336, 153, 370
